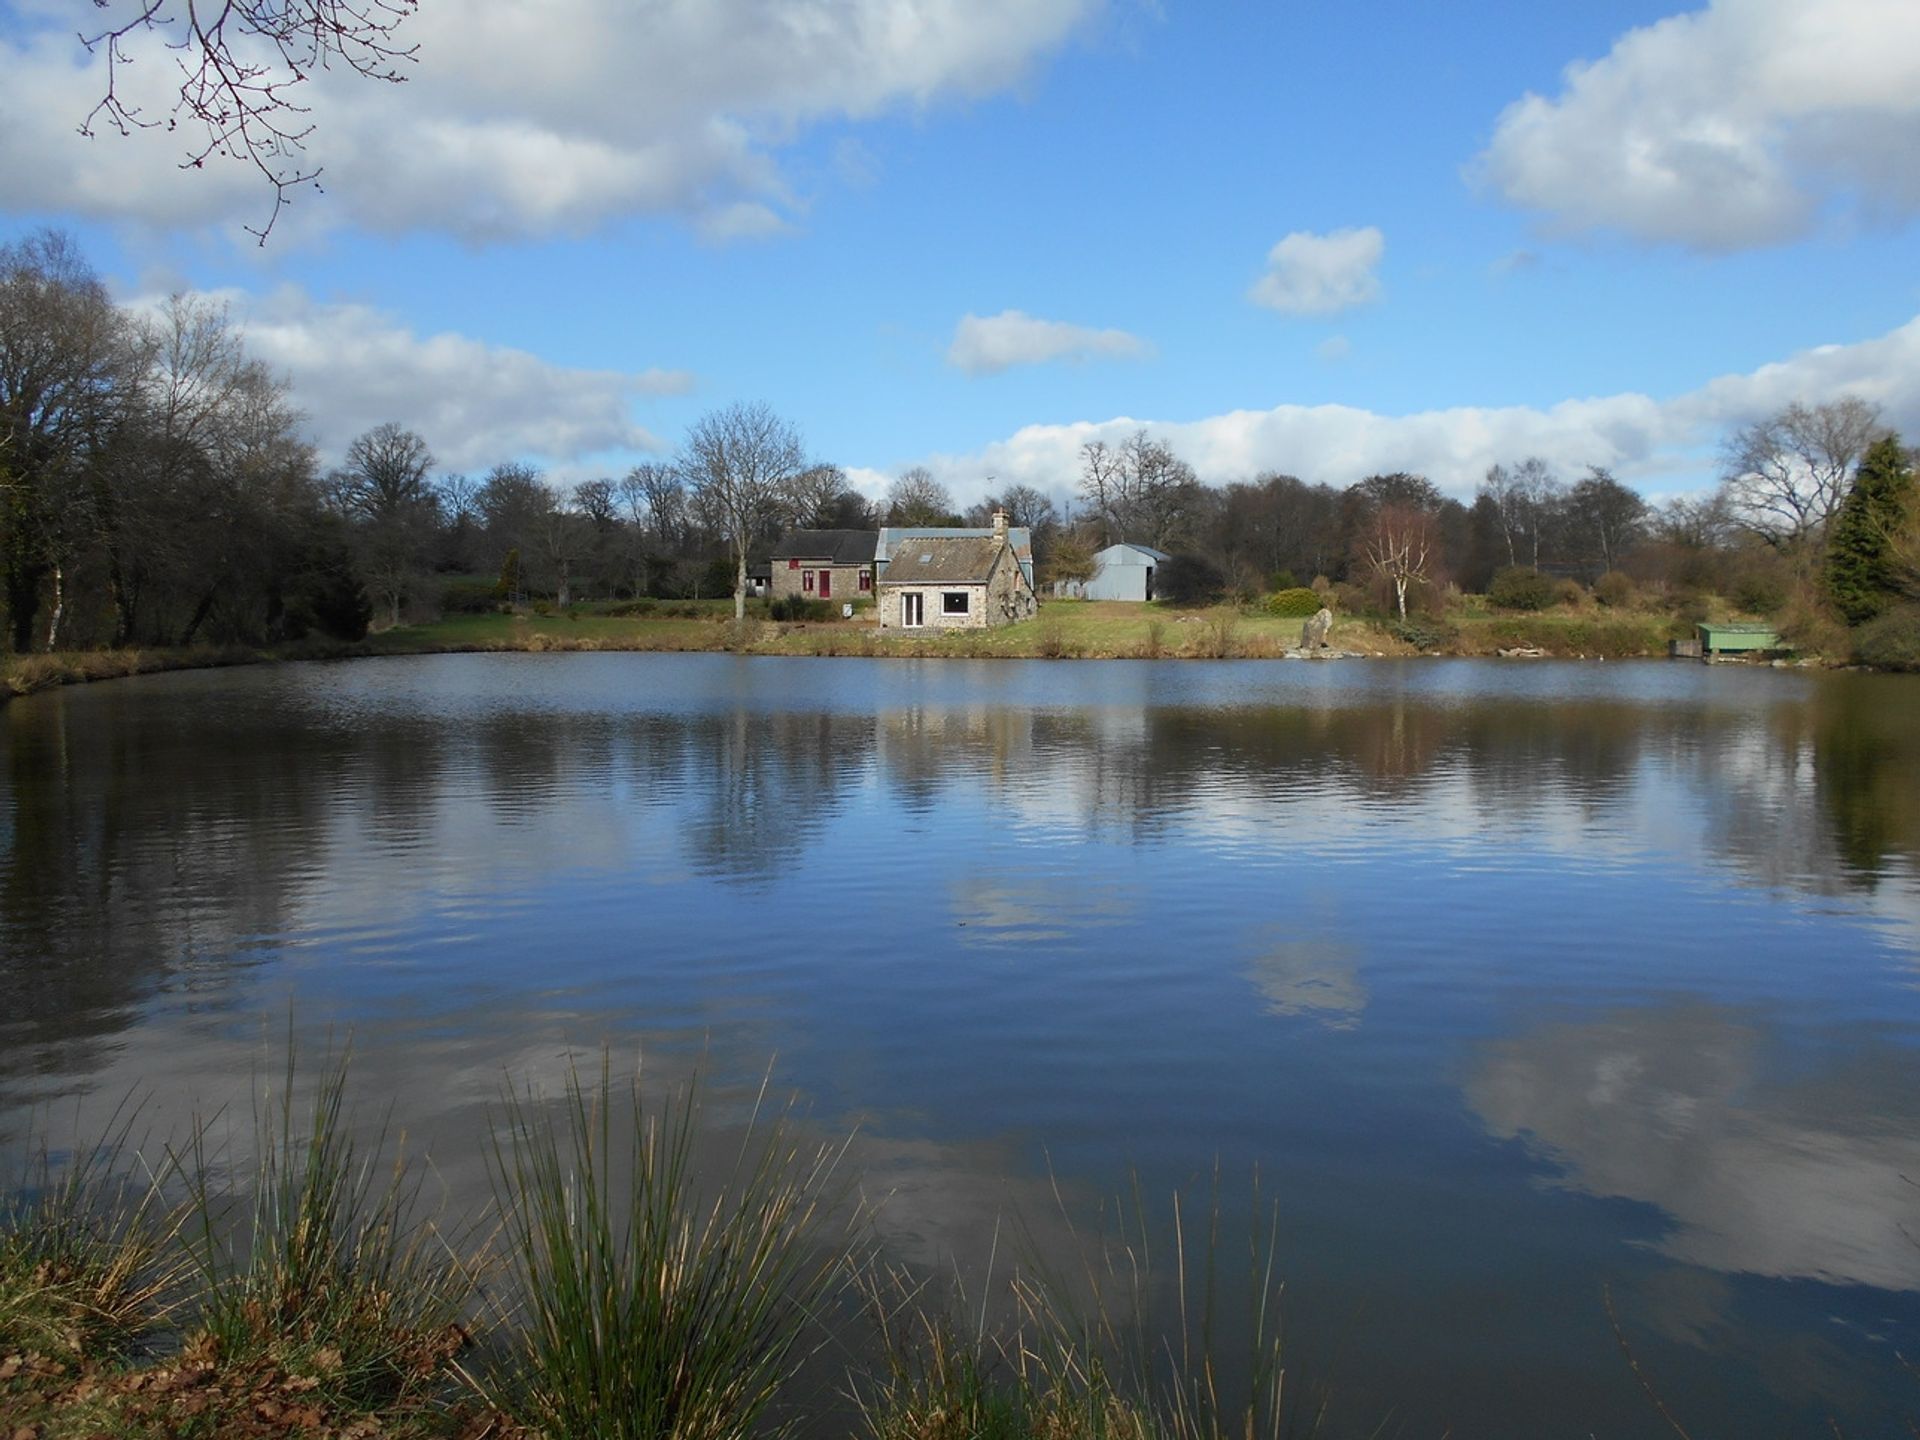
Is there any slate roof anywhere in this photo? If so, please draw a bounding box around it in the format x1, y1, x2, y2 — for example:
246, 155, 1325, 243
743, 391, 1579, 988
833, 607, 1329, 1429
769, 529, 877, 564
878, 536, 1006, 585
876, 526, 1034, 583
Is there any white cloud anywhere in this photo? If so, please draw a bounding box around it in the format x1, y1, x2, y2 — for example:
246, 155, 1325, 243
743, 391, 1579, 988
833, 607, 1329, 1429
892, 311, 1920, 506
1477, 0, 1920, 250
1315, 334, 1352, 364
946, 309, 1152, 375
156, 286, 687, 471
0, 0, 1095, 241
1248, 227, 1384, 315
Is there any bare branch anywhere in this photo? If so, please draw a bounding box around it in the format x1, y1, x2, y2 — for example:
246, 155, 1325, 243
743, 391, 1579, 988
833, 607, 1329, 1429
78, 0, 420, 241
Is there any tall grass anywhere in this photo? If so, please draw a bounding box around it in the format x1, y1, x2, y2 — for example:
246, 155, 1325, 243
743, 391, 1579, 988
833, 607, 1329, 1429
858, 1171, 1323, 1440
479, 1058, 852, 1440
177, 1043, 472, 1406
0, 1100, 184, 1358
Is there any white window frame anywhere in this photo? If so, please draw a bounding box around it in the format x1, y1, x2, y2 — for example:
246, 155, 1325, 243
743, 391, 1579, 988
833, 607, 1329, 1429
941, 590, 970, 616
901, 592, 925, 628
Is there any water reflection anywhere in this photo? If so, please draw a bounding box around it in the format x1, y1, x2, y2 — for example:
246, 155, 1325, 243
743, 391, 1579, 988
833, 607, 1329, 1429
3, 655, 1919, 1436
1468, 1003, 1920, 1291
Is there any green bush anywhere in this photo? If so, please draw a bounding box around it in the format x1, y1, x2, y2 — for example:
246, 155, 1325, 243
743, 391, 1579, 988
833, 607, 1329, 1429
600, 598, 658, 617
769, 595, 833, 622
441, 579, 501, 615
1264, 586, 1322, 618
1593, 572, 1635, 608
1732, 568, 1790, 616
530, 599, 552, 617
1390, 618, 1457, 651
1269, 569, 1299, 592
1852, 603, 1920, 670
1488, 566, 1557, 611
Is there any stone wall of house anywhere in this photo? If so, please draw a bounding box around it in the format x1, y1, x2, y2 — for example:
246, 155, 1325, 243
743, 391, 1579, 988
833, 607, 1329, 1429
879, 582, 989, 629
770, 562, 872, 602
987, 551, 1038, 623
879, 552, 1038, 630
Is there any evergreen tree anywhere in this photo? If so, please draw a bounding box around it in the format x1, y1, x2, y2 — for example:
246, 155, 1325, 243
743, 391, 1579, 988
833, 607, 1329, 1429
1825, 435, 1913, 626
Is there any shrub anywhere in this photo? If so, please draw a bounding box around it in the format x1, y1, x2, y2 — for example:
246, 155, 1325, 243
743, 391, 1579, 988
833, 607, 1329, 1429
1192, 609, 1241, 658
1732, 566, 1790, 616
1592, 572, 1635, 608
441, 579, 500, 615
531, 599, 553, 617
1269, 569, 1299, 592
1155, 554, 1226, 606
769, 595, 832, 623
602, 598, 658, 617
1390, 619, 1457, 651
1487, 566, 1556, 611
1264, 587, 1322, 618
1851, 603, 1920, 670
1553, 578, 1587, 608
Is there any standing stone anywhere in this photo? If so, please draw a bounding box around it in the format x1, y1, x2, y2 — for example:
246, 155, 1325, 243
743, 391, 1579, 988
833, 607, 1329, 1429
1301, 608, 1333, 649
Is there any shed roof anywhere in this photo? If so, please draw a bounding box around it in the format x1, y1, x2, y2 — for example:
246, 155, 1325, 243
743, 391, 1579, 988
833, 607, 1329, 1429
1097, 543, 1172, 563
769, 529, 877, 564
878, 536, 1005, 584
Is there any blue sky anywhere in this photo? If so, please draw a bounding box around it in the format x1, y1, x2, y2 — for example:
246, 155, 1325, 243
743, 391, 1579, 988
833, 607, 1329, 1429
3, 0, 1917, 507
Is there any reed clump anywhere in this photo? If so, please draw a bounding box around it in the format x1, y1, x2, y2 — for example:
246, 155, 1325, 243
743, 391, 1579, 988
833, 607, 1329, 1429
178, 1045, 474, 1411
857, 1174, 1315, 1440
4, 1052, 1340, 1440
477, 1059, 852, 1440
0, 1103, 184, 1360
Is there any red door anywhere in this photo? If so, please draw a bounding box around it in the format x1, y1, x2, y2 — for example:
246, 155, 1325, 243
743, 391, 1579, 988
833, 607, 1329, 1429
819, 569, 832, 598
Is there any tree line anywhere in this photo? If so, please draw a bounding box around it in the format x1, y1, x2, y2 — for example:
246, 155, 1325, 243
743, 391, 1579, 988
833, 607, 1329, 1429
5, 229, 1914, 656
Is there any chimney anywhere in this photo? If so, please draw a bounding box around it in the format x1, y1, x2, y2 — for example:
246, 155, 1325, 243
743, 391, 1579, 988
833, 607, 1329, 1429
992, 509, 1009, 541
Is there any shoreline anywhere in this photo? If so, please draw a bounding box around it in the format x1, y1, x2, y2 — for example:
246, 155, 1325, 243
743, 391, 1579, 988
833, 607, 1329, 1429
0, 604, 1844, 703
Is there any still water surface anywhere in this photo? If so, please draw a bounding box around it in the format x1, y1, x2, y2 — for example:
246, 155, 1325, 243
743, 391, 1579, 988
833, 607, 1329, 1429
4, 654, 1919, 1434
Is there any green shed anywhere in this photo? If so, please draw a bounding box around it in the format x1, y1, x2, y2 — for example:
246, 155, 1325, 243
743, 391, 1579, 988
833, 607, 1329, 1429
1697, 622, 1781, 656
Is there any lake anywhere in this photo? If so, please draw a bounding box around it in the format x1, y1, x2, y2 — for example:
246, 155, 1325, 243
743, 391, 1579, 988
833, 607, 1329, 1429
4, 653, 1918, 1435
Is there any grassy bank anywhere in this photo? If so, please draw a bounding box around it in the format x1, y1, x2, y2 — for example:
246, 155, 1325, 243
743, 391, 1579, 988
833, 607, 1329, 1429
1, 595, 1798, 705
1, 1056, 1319, 1440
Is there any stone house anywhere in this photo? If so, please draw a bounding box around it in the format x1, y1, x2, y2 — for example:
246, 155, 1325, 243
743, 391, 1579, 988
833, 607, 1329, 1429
877, 514, 1037, 630
768, 529, 877, 603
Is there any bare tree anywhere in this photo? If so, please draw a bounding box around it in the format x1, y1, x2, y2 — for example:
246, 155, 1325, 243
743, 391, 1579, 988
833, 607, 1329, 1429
788, 462, 870, 529
1511, 457, 1564, 569
1567, 467, 1647, 575
1077, 440, 1125, 546
1363, 503, 1435, 621
335, 422, 435, 626
80, 0, 421, 241
885, 466, 953, 526
620, 462, 685, 547
0, 230, 143, 651
681, 402, 805, 620
1479, 464, 1528, 568
1078, 431, 1200, 548
989, 483, 1056, 533
1718, 398, 1885, 551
